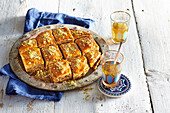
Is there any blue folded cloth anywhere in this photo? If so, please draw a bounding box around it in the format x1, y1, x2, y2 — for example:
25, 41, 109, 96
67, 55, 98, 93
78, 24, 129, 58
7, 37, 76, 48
0, 8, 95, 101
24, 8, 94, 34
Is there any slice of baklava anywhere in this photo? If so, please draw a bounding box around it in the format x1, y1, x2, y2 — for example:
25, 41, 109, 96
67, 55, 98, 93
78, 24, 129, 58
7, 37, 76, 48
52, 27, 74, 44
41, 45, 63, 67
18, 38, 37, 52
85, 50, 101, 69
70, 29, 91, 39
75, 36, 99, 55
67, 56, 90, 80
32, 68, 53, 83
49, 60, 72, 83
60, 42, 81, 59
36, 30, 56, 48
19, 48, 44, 72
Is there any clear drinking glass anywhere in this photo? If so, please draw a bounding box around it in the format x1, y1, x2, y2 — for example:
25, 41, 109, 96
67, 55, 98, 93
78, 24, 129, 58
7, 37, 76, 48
101, 50, 124, 87
110, 11, 131, 44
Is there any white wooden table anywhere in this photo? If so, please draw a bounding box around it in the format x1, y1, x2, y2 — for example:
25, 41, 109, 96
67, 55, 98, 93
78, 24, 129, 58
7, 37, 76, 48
0, 0, 170, 113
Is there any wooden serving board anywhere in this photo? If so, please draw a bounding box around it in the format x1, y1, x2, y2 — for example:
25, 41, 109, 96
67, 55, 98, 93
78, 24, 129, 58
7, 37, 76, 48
9, 24, 109, 91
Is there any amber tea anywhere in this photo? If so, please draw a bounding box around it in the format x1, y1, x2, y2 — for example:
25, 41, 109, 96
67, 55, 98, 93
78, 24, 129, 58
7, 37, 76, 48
102, 61, 121, 87
111, 22, 128, 43
101, 50, 124, 87
110, 11, 130, 44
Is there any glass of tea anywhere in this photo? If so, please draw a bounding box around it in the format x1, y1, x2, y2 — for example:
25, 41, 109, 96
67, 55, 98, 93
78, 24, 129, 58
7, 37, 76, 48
110, 11, 131, 44
101, 50, 124, 87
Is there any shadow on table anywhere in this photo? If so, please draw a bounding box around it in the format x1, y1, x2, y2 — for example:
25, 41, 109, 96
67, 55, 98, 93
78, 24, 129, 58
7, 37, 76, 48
0, 16, 25, 36
0, 16, 25, 66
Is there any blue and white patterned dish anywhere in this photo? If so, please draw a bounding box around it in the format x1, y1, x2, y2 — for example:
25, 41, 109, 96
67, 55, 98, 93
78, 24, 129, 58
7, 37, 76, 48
98, 74, 131, 97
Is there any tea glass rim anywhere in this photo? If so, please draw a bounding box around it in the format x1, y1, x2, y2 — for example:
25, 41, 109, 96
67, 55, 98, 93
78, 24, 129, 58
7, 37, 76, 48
110, 11, 131, 23
101, 50, 124, 64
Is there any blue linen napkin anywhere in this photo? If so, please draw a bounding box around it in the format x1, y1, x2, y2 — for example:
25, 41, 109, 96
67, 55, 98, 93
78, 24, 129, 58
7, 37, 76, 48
0, 8, 95, 101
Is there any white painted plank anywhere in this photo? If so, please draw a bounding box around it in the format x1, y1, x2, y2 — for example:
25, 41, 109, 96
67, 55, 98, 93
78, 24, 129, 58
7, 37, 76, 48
132, 0, 170, 73
132, 0, 170, 113
55, 0, 152, 113
147, 71, 170, 112
0, 0, 60, 113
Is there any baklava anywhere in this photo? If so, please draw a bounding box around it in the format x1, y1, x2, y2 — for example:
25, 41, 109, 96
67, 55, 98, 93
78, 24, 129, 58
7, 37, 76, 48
60, 42, 81, 59
41, 45, 63, 67
67, 56, 90, 80
19, 48, 44, 72
36, 30, 56, 48
49, 60, 72, 83
52, 27, 74, 44
75, 36, 99, 55
70, 29, 91, 39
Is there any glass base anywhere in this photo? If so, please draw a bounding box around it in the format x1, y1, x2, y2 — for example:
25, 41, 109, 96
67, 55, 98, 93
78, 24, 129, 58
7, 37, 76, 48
111, 38, 127, 45
102, 78, 119, 88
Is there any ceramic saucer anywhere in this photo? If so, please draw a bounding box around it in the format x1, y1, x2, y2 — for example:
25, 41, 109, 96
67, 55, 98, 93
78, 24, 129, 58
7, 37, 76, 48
98, 74, 131, 97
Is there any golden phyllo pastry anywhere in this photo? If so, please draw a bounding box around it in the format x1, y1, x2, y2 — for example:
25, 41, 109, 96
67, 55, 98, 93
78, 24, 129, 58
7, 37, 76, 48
32, 69, 53, 83
70, 29, 91, 39
52, 27, 74, 44
60, 42, 81, 59
75, 36, 99, 55
49, 60, 72, 83
18, 38, 37, 52
67, 56, 90, 80
36, 30, 56, 48
85, 50, 101, 69
19, 48, 44, 72
41, 45, 63, 67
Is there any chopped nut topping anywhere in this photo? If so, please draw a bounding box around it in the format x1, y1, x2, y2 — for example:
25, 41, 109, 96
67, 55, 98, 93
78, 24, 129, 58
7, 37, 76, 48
23, 40, 33, 46
84, 94, 91, 101
23, 41, 28, 45
43, 40, 46, 44
35, 69, 50, 79
29, 51, 38, 58
70, 46, 75, 51
89, 52, 93, 55
73, 64, 78, 68
56, 29, 67, 36
73, 30, 83, 34
89, 87, 94, 90
49, 46, 56, 50
55, 62, 64, 70
87, 52, 94, 58
28, 40, 33, 45
58, 66, 62, 70
43, 32, 50, 37
46, 46, 56, 55
68, 81, 77, 86
76, 59, 81, 63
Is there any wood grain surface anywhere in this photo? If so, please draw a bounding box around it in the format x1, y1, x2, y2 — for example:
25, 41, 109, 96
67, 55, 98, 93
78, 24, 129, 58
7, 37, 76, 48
132, 0, 170, 113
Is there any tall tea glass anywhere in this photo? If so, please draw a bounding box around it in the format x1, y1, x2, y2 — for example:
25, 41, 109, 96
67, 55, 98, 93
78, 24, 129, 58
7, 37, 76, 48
110, 11, 131, 44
